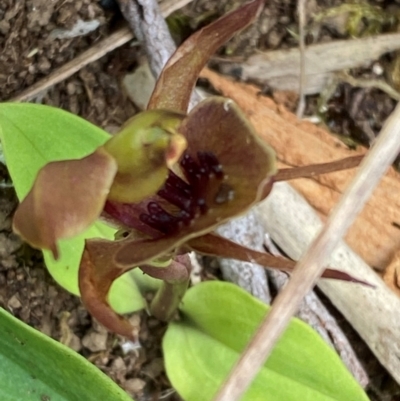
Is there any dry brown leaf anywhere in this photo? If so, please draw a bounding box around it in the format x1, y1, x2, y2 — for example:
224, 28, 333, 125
200, 67, 400, 274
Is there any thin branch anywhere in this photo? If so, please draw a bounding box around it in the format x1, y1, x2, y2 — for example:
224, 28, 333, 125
296, 0, 307, 118
115, 0, 176, 77
337, 70, 400, 101
10, 27, 133, 102
213, 92, 400, 400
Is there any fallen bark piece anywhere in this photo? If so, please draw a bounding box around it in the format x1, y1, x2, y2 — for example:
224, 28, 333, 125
200, 67, 400, 272
219, 33, 400, 94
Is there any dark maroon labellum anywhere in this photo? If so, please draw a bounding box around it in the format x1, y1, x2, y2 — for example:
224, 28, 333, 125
139, 151, 229, 235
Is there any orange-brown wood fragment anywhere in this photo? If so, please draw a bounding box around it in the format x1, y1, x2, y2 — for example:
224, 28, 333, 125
200, 67, 400, 274
383, 250, 400, 296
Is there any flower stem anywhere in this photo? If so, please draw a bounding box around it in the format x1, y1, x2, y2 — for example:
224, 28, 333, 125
150, 279, 189, 321
143, 254, 192, 321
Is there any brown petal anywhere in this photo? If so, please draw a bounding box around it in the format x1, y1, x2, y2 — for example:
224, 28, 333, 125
98, 228, 369, 285
148, 0, 263, 112
187, 233, 295, 270
13, 148, 117, 258
79, 241, 139, 340
181, 96, 277, 221
188, 233, 373, 284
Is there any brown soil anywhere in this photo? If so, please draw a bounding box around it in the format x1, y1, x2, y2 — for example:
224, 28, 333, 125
1, 0, 400, 400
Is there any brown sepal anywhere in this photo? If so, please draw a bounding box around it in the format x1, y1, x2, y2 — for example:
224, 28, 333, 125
13, 148, 117, 259
147, 0, 264, 112
79, 239, 139, 340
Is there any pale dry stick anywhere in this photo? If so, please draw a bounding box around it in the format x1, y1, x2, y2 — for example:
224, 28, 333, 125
236, 32, 400, 94
115, 0, 176, 77
9, 0, 195, 102
11, 26, 132, 102
119, 0, 202, 108
296, 0, 306, 118
256, 183, 400, 383
213, 102, 400, 399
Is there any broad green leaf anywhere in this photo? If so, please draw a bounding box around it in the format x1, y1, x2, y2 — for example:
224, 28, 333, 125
0, 103, 149, 313
0, 307, 134, 401
0, 103, 110, 197
163, 281, 368, 401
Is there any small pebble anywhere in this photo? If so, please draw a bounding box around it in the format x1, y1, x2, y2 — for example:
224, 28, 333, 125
8, 294, 22, 309
124, 378, 146, 397
66, 82, 76, 95
82, 330, 108, 352
37, 57, 51, 73
0, 20, 10, 35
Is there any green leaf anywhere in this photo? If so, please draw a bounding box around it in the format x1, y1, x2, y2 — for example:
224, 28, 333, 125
0, 103, 148, 313
163, 281, 368, 401
0, 306, 134, 401
0, 103, 110, 198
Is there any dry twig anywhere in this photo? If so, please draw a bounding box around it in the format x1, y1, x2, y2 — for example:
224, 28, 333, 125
296, 0, 307, 118
337, 70, 400, 101
115, 0, 176, 76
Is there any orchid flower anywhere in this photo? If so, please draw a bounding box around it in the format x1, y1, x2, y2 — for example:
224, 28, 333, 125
12, 0, 363, 340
